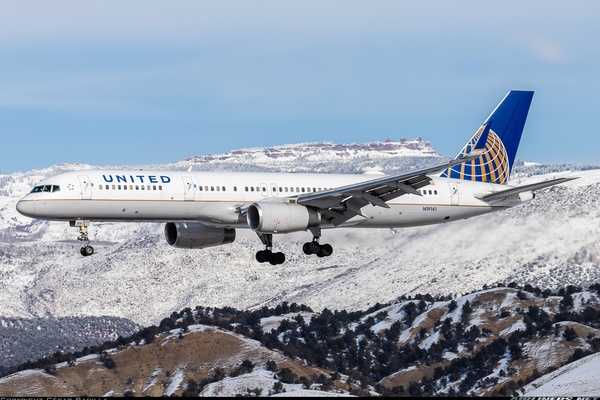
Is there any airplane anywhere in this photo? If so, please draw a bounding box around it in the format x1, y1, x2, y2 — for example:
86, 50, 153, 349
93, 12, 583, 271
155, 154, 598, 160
16, 90, 576, 265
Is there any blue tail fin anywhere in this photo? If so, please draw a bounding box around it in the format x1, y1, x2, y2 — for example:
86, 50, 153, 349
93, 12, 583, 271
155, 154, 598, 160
440, 90, 534, 184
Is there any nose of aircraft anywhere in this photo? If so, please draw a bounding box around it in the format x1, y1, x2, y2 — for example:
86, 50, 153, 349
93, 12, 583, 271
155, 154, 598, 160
16, 199, 35, 218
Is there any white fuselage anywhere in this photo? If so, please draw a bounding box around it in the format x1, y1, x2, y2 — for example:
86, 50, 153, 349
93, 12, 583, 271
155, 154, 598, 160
16, 170, 526, 230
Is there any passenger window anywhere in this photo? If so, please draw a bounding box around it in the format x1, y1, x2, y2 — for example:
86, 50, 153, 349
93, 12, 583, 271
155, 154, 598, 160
216, 186, 220, 191
153, 185, 157, 190
434, 190, 438, 195
222, 186, 225, 191
159, 185, 162, 190
251, 187, 254, 192
123, 185, 127, 190
234, 186, 237, 192
99, 185, 103, 190
136, 185, 139, 190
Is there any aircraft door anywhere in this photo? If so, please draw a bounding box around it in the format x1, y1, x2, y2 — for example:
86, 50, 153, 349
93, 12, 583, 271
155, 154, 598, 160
448, 182, 459, 206
78, 175, 92, 200
270, 183, 279, 197
182, 177, 195, 201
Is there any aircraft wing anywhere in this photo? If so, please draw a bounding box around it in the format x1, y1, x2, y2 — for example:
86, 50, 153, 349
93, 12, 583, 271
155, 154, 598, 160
296, 153, 482, 226
479, 176, 578, 201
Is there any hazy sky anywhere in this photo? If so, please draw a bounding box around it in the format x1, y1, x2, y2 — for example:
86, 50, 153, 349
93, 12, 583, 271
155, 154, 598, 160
1, 1, 599, 174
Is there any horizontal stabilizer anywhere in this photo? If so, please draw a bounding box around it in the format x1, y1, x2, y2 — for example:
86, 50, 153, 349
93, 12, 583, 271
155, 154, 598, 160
479, 176, 578, 201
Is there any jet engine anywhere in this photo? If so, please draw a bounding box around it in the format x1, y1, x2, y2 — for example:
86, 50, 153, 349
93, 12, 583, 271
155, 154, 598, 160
164, 222, 236, 249
247, 202, 320, 233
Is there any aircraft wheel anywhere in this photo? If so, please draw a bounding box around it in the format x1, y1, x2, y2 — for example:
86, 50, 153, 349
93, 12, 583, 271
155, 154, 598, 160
308, 241, 321, 254
256, 249, 272, 263
81, 245, 94, 257
302, 242, 313, 255
270, 252, 285, 265
319, 243, 333, 257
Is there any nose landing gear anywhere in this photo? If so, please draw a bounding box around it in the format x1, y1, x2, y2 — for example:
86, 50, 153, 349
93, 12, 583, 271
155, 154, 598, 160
72, 220, 94, 257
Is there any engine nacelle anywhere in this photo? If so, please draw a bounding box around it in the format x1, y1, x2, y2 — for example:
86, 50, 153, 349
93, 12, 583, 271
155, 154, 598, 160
164, 222, 236, 249
247, 202, 320, 233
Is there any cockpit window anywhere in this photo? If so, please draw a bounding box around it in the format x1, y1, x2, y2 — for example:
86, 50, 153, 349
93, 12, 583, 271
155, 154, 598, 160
30, 185, 60, 193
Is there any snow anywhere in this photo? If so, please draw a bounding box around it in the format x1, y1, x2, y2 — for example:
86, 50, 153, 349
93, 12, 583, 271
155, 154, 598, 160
522, 352, 600, 396
2, 165, 600, 329
200, 366, 354, 397
164, 365, 186, 396
2, 143, 600, 395
260, 312, 314, 333
500, 320, 527, 337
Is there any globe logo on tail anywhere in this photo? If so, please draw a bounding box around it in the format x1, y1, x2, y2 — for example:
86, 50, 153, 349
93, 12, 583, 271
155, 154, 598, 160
440, 124, 510, 185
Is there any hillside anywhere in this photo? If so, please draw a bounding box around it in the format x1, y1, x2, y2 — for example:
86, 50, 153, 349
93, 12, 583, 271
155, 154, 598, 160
1, 285, 600, 397
1, 148, 599, 328
2, 138, 600, 396
0, 316, 140, 373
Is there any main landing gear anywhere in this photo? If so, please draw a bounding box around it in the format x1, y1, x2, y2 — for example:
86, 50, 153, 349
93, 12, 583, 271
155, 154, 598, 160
302, 236, 333, 258
72, 220, 94, 257
302, 227, 333, 258
256, 233, 285, 265
255, 231, 334, 265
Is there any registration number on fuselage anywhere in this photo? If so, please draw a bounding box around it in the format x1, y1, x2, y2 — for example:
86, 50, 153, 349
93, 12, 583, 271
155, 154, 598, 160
422, 206, 438, 212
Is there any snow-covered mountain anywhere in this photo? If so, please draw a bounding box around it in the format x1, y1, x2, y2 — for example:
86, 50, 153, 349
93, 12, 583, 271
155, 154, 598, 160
2, 138, 600, 396
1, 139, 599, 327
521, 352, 600, 396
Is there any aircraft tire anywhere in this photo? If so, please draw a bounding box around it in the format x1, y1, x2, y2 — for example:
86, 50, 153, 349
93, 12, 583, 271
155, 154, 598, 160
319, 244, 333, 257
274, 252, 285, 265
81, 245, 94, 257
256, 249, 273, 263
302, 242, 313, 255
308, 241, 320, 254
